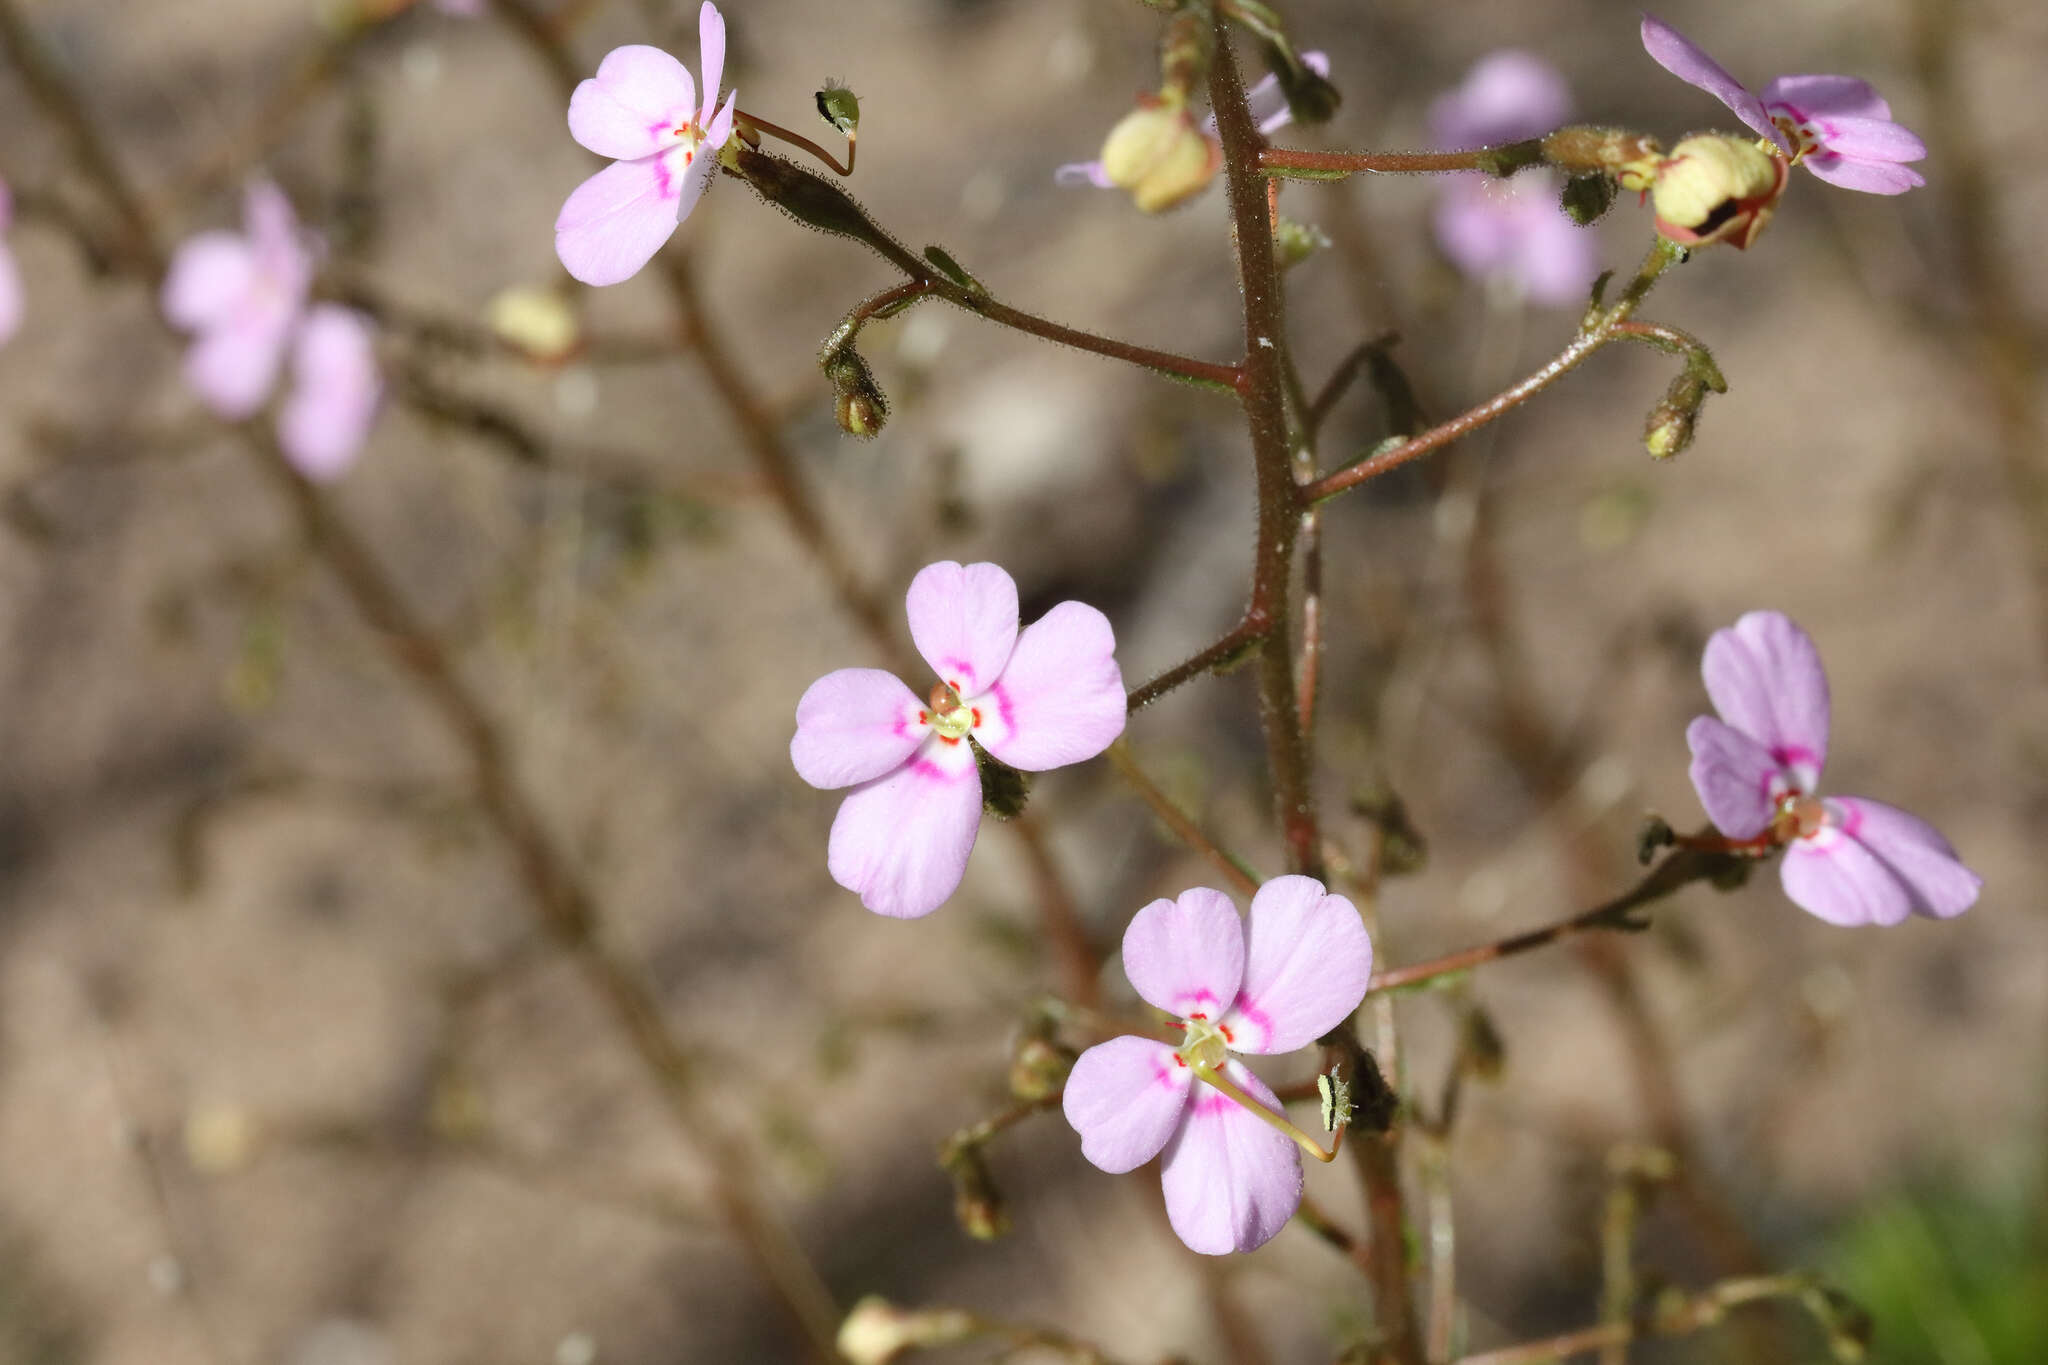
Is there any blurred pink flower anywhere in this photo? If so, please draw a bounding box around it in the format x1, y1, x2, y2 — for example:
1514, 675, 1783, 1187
1429, 51, 1596, 307
1641, 15, 1927, 194
555, 2, 737, 286
0, 179, 21, 346
1054, 53, 1330, 198
161, 181, 382, 480
790, 561, 1125, 919
432, 0, 485, 13
1686, 611, 1981, 926
1063, 878, 1373, 1255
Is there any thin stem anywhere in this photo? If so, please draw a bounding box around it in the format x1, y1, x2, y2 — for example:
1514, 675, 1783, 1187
1307, 331, 1400, 436
1259, 145, 1521, 178
1126, 617, 1267, 712
1423, 1132, 1457, 1364
1366, 847, 1735, 995
1106, 742, 1262, 896
1302, 239, 1685, 504
1454, 1273, 1845, 1365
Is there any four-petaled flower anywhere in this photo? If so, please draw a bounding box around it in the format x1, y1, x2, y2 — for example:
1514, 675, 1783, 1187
161, 181, 383, 481
1063, 878, 1373, 1255
791, 561, 1126, 919
0, 178, 21, 347
555, 2, 737, 287
1687, 611, 1981, 926
1428, 51, 1598, 307
1641, 15, 1927, 195
1055, 54, 1330, 211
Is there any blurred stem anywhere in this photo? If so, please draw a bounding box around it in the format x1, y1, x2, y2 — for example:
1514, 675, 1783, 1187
1454, 1273, 1851, 1365
1107, 742, 1262, 896
1303, 238, 1685, 504
1260, 145, 1531, 178
0, 7, 845, 1357
1364, 847, 1736, 995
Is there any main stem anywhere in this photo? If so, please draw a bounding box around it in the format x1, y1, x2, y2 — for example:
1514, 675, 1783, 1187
1209, 18, 1320, 884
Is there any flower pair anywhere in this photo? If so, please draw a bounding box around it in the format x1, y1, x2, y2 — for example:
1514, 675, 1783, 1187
1687, 611, 1980, 925
161, 182, 382, 481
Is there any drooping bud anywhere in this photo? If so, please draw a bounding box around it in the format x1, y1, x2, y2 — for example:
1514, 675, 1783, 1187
1560, 172, 1619, 226
1643, 350, 1728, 459
938, 1141, 1010, 1240
1648, 135, 1788, 250
1543, 125, 1664, 177
837, 1297, 975, 1365
1263, 42, 1341, 124
823, 344, 888, 439
1099, 102, 1222, 214
1008, 1035, 1075, 1101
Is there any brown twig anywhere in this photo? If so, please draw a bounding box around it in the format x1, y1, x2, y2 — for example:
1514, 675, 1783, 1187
1106, 742, 1261, 897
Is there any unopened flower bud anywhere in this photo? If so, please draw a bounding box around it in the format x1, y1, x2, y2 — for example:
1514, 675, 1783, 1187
1008, 1035, 1075, 1101
1543, 125, 1664, 175
1099, 103, 1221, 214
1648, 134, 1787, 250
939, 1143, 1010, 1240
824, 345, 888, 439
815, 83, 860, 138
487, 286, 580, 362
837, 1297, 974, 1365
1643, 360, 1723, 460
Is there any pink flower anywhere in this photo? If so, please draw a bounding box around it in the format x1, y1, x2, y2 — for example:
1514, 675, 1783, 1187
0, 179, 21, 346
1054, 53, 1331, 199
1641, 15, 1927, 195
555, 3, 737, 287
791, 561, 1126, 919
161, 182, 382, 480
1429, 52, 1596, 307
1686, 611, 1981, 926
1063, 878, 1373, 1254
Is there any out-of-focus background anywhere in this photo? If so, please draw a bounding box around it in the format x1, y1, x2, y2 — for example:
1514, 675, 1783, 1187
2, 0, 2044, 1361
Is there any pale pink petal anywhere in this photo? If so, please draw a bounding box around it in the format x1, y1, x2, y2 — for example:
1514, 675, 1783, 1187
1779, 821, 1911, 927
277, 304, 381, 481
1062, 1035, 1194, 1173
1120, 888, 1246, 1022
1639, 15, 1786, 151
1159, 1062, 1302, 1254
162, 231, 256, 331
905, 561, 1018, 700
0, 241, 20, 346
1760, 74, 1892, 123
791, 667, 929, 789
567, 45, 697, 162
1430, 50, 1572, 150
696, 1, 726, 126
1701, 610, 1829, 791
972, 602, 1124, 771
826, 735, 982, 918
1685, 715, 1782, 839
1801, 115, 1927, 165
1829, 796, 1981, 919
1222, 875, 1371, 1054
703, 88, 737, 152
1054, 160, 1115, 189
243, 180, 302, 271
184, 313, 293, 419
555, 155, 686, 287
667, 137, 719, 230
1802, 155, 1925, 194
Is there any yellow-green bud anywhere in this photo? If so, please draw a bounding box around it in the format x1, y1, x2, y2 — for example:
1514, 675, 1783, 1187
836, 1298, 974, 1365
1648, 134, 1787, 250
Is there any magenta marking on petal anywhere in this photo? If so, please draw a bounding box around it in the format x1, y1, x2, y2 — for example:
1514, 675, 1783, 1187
652, 156, 675, 199
1189, 1091, 1236, 1117
908, 757, 951, 781
1227, 998, 1274, 1046
1772, 743, 1820, 771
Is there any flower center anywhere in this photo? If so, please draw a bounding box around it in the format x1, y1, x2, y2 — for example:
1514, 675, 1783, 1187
1773, 791, 1828, 841
1176, 1013, 1231, 1071
926, 681, 977, 741
1770, 113, 1820, 163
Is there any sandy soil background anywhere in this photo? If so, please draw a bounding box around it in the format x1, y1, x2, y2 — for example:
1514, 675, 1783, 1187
1, 0, 2044, 1361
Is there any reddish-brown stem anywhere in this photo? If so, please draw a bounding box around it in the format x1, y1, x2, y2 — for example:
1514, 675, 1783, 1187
737, 109, 854, 176
1259, 146, 1507, 177
1366, 847, 1736, 995
1126, 615, 1268, 712
1454, 1273, 1832, 1365
1303, 240, 1683, 504
1210, 20, 1320, 884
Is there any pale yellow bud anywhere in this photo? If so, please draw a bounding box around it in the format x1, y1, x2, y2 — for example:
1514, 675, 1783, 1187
487, 286, 580, 361
836, 1297, 975, 1365
1648, 134, 1787, 250
1099, 103, 1221, 214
